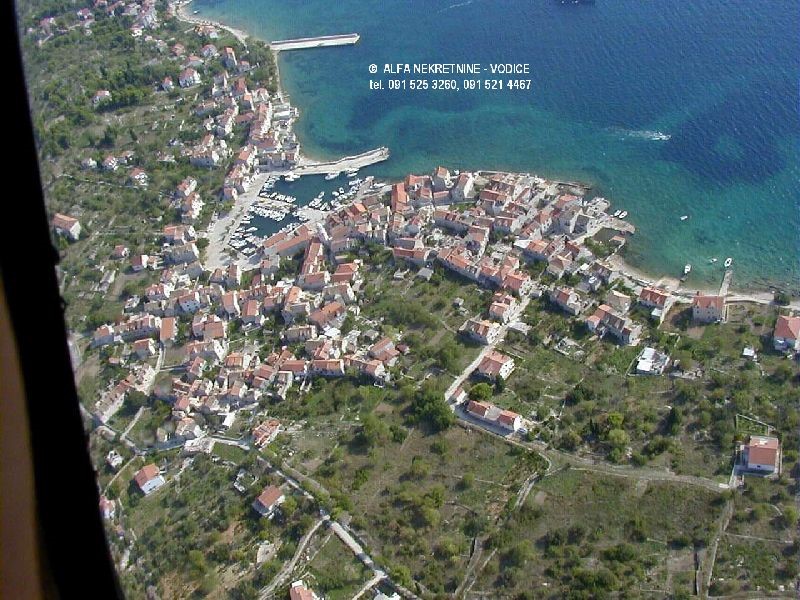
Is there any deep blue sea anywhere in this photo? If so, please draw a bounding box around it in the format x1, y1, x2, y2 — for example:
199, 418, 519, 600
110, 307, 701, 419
194, 0, 800, 292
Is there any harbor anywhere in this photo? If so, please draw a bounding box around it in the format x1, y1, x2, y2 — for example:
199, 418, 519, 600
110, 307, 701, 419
269, 33, 360, 52
204, 170, 386, 270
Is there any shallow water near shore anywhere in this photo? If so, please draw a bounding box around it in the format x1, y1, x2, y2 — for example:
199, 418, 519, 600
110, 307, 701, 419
193, 0, 800, 293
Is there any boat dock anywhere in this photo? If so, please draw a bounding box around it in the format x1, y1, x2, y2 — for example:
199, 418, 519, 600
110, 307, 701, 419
270, 33, 360, 52
608, 217, 636, 235
294, 147, 390, 176
719, 268, 733, 296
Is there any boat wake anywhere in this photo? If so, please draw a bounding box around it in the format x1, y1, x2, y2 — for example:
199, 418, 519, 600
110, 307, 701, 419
437, 0, 475, 14
609, 127, 671, 142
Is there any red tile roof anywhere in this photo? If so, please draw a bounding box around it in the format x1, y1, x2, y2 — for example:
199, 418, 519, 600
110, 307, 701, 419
255, 485, 284, 510
692, 294, 724, 310
775, 315, 800, 341
134, 464, 160, 487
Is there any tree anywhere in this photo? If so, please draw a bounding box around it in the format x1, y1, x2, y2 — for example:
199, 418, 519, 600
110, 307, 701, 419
504, 541, 534, 567
126, 390, 149, 411
666, 406, 683, 436
607, 412, 624, 429
607, 428, 629, 449
468, 383, 492, 402
781, 506, 798, 528
409, 385, 454, 432
774, 291, 791, 305
358, 413, 389, 447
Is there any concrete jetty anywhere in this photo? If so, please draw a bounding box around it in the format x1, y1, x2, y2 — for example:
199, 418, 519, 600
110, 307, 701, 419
270, 33, 360, 52
294, 146, 390, 176
719, 268, 733, 296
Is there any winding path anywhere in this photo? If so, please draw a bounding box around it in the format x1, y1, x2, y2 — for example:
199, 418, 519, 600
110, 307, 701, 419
258, 517, 327, 600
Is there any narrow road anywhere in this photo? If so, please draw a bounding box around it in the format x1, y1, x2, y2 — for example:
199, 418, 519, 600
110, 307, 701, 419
513, 473, 539, 510
454, 536, 485, 598
457, 407, 727, 494
209, 436, 250, 450
121, 407, 144, 440
103, 456, 137, 495
445, 296, 531, 400
258, 516, 327, 600
329, 521, 381, 573
699, 499, 733, 597
351, 572, 386, 600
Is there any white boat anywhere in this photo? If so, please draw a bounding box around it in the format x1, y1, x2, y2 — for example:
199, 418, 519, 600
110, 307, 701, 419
332, 191, 339, 198
338, 187, 345, 194
284, 173, 298, 182
619, 211, 628, 219
724, 257, 733, 268
709, 257, 718, 264
680, 215, 689, 221
346, 170, 358, 178
684, 264, 692, 275
324, 172, 340, 180
612, 210, 621, 218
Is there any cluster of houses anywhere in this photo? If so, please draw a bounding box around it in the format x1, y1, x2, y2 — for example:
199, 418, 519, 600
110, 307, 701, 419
80, 149, 146, 188
160, 39, 300, 200
80, 160, 800, 453
33, 0, 160, 47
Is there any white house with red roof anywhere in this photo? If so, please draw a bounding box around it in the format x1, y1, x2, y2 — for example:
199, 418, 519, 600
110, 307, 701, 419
131, 254, 150, 272
549, 287, 583, 316
179, 68, 202, 88
743, 435, 780, 473
460, 317, 501, 345
289, 580, 319, 600
773, 314, 800, 352
466, 400, 522, 432
129, 167, 148, 186
52, 213, 82, 241
252, 485, 285, 517
134, 464, 165, 495
638, 286, 673, 323
252, 419, 280, 447
92, 89, 112, 107
476, 350, 515, 381
692, 294, 725, 323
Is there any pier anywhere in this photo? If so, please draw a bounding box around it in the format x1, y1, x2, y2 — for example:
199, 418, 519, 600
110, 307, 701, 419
718, 268, 733, 296
270, 33, 360, 52
294, 146, 390, 176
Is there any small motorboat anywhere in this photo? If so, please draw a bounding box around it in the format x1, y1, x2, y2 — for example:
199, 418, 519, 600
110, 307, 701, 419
680, 215, 689, 221
612, 210, 621, 218
619, 211, 628, 219
724, 257, 733, 268
709, 258, 718, 264
324, 172, 340, 180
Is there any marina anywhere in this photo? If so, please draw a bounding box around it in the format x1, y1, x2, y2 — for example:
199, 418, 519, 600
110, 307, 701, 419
223, 173, 377, 258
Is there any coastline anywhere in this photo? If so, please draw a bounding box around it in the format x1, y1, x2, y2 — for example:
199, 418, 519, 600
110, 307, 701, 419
605, 254, 799, 310
175, 0, 250, 46
175, 3, 797, 305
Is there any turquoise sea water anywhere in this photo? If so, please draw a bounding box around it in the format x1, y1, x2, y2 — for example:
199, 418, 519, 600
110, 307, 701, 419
194, 0, 800, 292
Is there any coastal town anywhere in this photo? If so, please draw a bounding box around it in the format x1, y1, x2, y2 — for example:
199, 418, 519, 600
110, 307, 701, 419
18, 0, 800, 598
